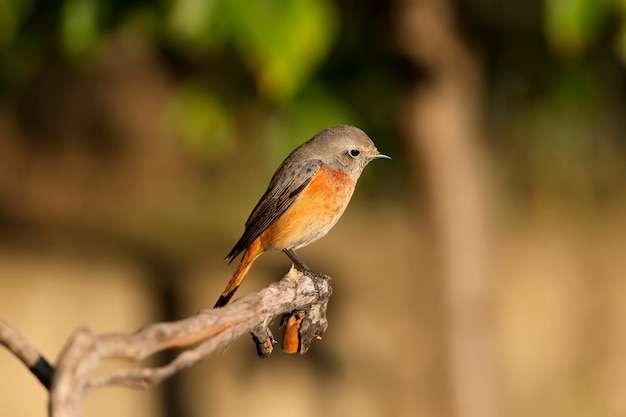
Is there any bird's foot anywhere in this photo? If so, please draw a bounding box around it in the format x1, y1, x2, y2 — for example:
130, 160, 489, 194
282, 249, 313, 274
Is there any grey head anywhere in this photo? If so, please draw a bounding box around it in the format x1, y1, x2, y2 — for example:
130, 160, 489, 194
296, 125, 390, 179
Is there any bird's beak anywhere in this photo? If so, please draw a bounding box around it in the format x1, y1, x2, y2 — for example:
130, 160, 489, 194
372, 152, 391, 160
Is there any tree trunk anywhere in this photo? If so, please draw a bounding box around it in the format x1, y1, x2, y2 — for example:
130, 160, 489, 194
395, 1, 500, 417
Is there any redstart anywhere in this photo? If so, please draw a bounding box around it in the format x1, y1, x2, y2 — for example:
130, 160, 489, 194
214, 125, 390, 308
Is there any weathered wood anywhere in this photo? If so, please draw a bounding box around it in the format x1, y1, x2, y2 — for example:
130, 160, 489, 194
0, 266, 332, 417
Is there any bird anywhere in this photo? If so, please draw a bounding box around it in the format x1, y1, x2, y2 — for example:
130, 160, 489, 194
214, 125, 390, 308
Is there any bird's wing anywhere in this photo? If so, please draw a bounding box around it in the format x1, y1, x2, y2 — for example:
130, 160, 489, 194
225, 159, 322, 262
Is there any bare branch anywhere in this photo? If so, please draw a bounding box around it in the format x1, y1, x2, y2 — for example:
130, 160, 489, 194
48, 266, 331, 416
0, 266, 332, 417
0, 317, 54, 389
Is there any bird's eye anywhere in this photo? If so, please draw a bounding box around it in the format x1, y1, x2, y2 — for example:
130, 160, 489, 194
349, 149, 360, 158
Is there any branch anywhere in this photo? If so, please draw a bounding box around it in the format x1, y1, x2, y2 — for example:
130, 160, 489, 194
0, 318, 54, 389
0, 266, 332, 417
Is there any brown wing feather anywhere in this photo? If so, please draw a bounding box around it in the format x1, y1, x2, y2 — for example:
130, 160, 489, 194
225, 159, 322, 262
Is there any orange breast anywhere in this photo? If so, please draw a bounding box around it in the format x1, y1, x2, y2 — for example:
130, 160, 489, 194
260, 165, 356, 251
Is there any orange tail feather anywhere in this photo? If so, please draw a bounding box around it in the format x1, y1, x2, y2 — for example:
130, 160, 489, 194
214, 240, 263, 308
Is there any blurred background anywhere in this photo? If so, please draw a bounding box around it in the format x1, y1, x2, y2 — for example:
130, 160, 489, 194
0, 0, 625, 416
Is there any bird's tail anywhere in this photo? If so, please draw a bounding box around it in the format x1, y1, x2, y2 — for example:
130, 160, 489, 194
214, 240, 262, 308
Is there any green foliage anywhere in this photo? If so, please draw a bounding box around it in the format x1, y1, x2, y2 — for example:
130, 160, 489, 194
165, 0, 225, 50
165, 0, 337, 102
0, 0, 38, 91
544, 0, 607, 59
544, 0, 626, 65
169, 83, 234, 161
0, 0, 337, 99
0, 0, 624, 193
0, 0, 341, 161
615, 0, 626, 63
60, 0, 100, 59
0, 0, 32, 49
226, 0, 337, 102
161, 0, 339, 157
